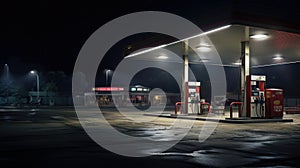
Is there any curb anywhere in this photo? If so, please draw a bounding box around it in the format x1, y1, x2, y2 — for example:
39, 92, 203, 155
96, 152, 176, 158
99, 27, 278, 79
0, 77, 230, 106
144, 113, 293, 124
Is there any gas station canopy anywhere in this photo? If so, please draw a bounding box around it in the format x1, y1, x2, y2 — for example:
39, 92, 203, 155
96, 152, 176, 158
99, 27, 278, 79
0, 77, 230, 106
125, 24, 300, 67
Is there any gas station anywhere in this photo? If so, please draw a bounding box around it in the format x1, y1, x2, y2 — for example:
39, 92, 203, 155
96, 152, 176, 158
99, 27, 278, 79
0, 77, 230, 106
124, 24, 300, 123
3, 1, 300, 167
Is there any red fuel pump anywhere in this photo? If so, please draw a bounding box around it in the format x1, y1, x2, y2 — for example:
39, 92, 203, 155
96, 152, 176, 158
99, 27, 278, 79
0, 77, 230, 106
265, 88, 284, 119
175, 81, 201, 114
186, 82, 201, 114
246, 75, 266, 118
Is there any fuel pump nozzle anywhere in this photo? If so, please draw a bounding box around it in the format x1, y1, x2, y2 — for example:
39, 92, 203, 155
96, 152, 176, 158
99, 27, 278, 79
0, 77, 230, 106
259, 93, 265, 118
254, 96, 259, 117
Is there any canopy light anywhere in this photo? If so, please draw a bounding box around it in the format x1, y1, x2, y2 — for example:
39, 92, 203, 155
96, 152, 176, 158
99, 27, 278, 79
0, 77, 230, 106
196, 45, 211, 52
200, 59, 209, 63
250, 34, 269, 40
157, 55, 168, 59
272, 55, 283, 60
232, 59, 242, 65
232, 62, 242, 65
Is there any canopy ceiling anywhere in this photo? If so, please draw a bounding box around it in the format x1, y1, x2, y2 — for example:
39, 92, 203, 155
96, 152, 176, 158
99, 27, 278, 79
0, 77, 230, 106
125, 24, 300, 68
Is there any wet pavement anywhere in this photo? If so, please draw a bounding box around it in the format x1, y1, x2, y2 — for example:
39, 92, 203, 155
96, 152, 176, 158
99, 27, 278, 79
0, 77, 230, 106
0, 107, 300, 167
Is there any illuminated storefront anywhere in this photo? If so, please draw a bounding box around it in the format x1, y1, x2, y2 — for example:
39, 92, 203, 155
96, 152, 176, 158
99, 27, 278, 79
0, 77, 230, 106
84, 86, 180, 107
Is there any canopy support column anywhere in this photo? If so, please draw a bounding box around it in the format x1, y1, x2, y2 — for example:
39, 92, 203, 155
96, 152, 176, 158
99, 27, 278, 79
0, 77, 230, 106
241, 26, 250, 117
182, 40, 189, 113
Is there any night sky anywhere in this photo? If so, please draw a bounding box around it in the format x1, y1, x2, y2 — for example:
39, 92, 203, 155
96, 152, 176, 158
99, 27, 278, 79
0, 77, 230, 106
1, 0, 233, 74
1, 0, 300, 95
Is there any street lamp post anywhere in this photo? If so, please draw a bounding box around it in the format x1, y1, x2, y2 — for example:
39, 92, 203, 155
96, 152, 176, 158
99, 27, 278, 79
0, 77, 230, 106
30, 70, 40, 102
4, 64, 9, 104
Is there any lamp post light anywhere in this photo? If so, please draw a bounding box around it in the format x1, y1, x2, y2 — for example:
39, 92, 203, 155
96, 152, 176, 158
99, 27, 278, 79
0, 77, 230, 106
30, 70, 40, 102
105, 69, 111, 86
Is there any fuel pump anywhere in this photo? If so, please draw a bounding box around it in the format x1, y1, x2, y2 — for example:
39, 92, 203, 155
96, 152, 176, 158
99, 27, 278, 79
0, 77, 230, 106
265, 88, 284, 119
186, 82, 201, 114
246, 75, 266, 118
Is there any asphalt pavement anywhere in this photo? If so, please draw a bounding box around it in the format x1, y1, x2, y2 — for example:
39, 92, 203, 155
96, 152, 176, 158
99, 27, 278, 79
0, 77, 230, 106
1, 107, 300, 167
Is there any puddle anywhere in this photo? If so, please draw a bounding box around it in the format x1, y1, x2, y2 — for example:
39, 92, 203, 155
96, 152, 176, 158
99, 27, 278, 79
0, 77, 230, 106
152, 148, 291, 167
257, 155, 287, 160
142, 129, 190, 141
229, 131, 285, 143
152, 148, 259, 167
112, 126, 189, 141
